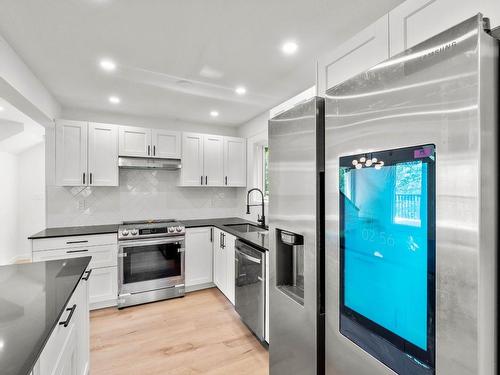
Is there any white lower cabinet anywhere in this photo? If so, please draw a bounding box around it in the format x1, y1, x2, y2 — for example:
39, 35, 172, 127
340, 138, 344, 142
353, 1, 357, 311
185, 227, 214, 290
213, 229, 236, 304
32, 234, 118, 310
88, 266, 118, 310
33, 277, 89, 375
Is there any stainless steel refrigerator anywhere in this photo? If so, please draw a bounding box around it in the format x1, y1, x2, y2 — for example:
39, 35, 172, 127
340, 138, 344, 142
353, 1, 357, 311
269, 13, 497, 375
269, 96, 325, 375
324, 13, 497, 375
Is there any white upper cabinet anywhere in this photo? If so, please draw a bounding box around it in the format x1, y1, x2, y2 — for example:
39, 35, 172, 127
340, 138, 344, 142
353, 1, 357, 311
181, 132, 205, 186
203, 134, 224, 186
118, 126, 151, 157
389, 0, 486, 56
119, 126, 181, 159
56, 120, 88, 186
88, 123, 118, 186
181, 132, 246, 187
152, 129, 181, 159
223, 137, 246, 187
317, 15, 389, 94
56, 120, 119, 187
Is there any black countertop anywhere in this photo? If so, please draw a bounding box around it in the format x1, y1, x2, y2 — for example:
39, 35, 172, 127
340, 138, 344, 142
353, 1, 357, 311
0, 257, 91, 375
28, 217, 268, 251
180, 217, 269, 252
28, 224, 120, 239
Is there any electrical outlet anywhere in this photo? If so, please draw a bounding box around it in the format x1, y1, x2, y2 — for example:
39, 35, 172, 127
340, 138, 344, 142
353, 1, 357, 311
78, 200, 85, 210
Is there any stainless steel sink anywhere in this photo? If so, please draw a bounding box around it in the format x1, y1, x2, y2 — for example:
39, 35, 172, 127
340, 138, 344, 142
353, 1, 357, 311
225, 223, 268, 233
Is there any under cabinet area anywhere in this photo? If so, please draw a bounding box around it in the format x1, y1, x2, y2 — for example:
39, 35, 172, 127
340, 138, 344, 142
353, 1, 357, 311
32, 233, 118, 310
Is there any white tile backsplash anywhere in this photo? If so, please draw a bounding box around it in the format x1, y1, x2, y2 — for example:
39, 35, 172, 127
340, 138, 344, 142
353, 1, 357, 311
46, 169, 244, 227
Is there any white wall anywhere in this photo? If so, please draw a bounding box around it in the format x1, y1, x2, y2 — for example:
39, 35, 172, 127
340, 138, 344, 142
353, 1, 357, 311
17, 142, 45, 258
45, 110, 242, 227
61, 108, 238, 137
0, 34, 60, 125
0, 151, 19, 264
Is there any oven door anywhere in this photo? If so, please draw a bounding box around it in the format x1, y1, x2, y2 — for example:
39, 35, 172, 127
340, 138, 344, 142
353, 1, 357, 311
118, 237, 185, 295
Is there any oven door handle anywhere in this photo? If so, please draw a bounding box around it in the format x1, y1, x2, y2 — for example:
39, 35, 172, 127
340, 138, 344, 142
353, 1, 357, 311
118, 236, 185, 248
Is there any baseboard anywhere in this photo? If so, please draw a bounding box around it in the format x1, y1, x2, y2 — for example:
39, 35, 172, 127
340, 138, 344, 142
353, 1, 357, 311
9, 254, 32, 264
186, 282, 216, 293
90, 299, 117, 311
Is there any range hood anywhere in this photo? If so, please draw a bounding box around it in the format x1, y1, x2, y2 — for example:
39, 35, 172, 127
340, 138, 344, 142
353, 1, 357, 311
118, 156, 181, 170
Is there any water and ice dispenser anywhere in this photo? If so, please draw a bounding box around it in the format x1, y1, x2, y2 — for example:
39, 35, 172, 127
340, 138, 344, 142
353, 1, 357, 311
275, 229, 305, 305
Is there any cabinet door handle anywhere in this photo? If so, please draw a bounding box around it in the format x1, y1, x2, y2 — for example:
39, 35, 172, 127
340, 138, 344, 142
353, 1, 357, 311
82, 269, 92, 281
153, 145, 156, 156
83, 172, 86, 185
66, 240, 88, 245
59, 304, 77, 327
148, 145, 151, 156
225, 176, 228, 185
205, 176, 208, 185
89, 173, 93, 185
66, 249, 89, 254
201, 176, 203, 185
210, 228, 213, 242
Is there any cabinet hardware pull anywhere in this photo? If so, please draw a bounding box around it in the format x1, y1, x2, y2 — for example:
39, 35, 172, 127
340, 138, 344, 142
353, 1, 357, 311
210, 228, 213, 242
82, 269, 92, 281
59, 304, 77, 327
225, 176, 228, 185
66, 249, 89, 253
90, 173, 93, 185
205, 176, 208, 185
201, 176, 203, 185
148, 145, 151, 156
83, 172, 86, 185
66, 240, 88, 244
153, 145, 156, 156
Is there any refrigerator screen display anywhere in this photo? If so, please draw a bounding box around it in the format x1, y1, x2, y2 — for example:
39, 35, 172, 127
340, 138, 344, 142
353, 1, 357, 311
339, 145, 436, 369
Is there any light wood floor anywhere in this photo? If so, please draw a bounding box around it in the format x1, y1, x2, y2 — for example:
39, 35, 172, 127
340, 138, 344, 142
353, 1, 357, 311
90, 288, 269, 375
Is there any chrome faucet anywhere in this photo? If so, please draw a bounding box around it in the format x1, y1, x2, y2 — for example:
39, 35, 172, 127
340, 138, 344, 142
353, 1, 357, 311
246, 188, 266, 228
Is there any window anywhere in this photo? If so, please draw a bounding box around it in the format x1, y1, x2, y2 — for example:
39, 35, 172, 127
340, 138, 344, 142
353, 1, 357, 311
263, 146, 269, 198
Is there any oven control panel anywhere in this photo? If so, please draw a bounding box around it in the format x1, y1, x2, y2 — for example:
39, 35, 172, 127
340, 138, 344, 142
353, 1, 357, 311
118, 221, 185, 240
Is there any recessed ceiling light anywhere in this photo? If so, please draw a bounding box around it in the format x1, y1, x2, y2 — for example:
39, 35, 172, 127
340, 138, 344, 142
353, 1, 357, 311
109, 96, 120, 104
235, 86, 247, 95
210, 110, 219, 117
99, 59, 116, 71
282, 41, 298, 55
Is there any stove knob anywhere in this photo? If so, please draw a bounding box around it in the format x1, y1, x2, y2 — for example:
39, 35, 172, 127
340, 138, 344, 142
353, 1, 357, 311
121, 230, 129, 236
176, 226, 183, 232
131, 229, 138, 236
168, 227, 175, 233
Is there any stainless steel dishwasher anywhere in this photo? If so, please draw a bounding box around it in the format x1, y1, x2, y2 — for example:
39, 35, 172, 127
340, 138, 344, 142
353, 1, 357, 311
235, 239, 265, 341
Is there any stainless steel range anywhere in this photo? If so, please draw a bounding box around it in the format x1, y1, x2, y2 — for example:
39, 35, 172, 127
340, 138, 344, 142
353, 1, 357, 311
117, 219, 185, 308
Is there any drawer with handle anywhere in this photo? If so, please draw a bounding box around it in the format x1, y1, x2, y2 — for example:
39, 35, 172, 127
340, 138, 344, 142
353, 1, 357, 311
32, 244, 118, 268
32, 233, 117, 252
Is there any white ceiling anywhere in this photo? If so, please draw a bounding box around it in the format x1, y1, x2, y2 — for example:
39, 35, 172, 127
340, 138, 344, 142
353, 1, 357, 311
0, 0, 403, 126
